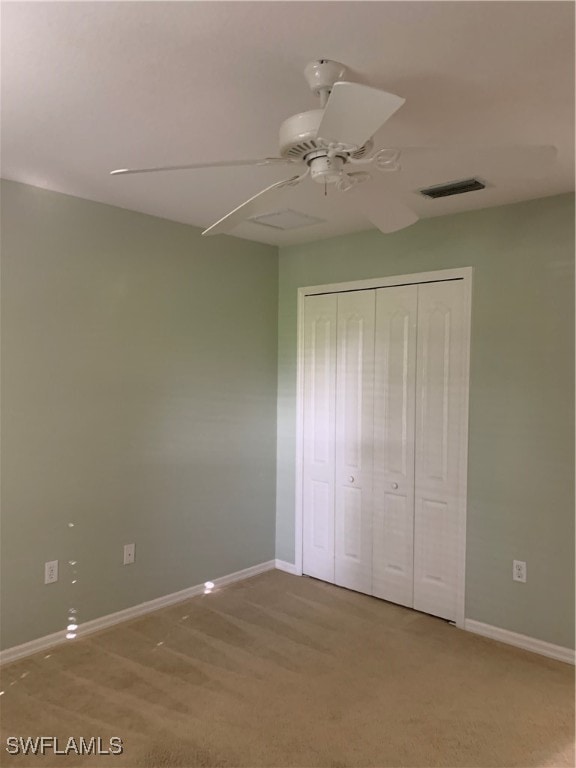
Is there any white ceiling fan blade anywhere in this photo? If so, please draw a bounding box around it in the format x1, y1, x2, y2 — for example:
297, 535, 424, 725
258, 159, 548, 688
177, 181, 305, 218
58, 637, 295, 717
350, 184, 419, 234
317, 82, 405, 148
110, 158, 295, 176
202, 172, 309, 236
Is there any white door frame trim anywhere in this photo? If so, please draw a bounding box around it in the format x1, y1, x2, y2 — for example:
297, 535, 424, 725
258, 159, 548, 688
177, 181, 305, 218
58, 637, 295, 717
294, 267, 473, 629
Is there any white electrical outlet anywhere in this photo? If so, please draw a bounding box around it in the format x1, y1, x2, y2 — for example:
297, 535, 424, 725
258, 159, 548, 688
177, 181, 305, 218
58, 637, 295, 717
123, 543, 135, 565
513, 560, 527, 582
44, 560, 58, 584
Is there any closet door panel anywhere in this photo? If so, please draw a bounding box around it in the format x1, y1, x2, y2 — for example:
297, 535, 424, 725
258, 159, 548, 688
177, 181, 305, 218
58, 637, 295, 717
372, 285, 417, 607
302, 294, 337, 583
414, 280, 465, 620
334, 290, 375, 595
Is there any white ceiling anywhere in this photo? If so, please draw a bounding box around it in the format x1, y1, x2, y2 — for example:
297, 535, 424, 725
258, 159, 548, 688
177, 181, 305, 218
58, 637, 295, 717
2, 1, 574, 246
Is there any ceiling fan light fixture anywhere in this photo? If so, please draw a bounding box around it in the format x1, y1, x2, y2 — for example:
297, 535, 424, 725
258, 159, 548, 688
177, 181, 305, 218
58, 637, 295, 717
308, 154, 346, 184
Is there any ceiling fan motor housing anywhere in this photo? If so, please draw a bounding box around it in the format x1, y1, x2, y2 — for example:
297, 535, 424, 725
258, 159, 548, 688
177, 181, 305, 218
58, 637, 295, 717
279, 109, 325, 156
279, 109, 373, 164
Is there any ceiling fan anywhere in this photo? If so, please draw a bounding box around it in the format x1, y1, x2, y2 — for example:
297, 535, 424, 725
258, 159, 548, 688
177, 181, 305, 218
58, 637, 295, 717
110, 59, 556, 237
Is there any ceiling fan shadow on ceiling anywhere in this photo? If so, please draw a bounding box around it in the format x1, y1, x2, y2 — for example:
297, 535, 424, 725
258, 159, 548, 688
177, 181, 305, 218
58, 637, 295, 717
110, 59, 557, 237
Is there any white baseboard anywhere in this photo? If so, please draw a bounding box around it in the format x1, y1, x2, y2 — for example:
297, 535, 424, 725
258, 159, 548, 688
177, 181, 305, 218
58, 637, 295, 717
0, 560, 276, 665
274, 559, 301, 576
464, 619, 575, 665
10, 566, 568, 668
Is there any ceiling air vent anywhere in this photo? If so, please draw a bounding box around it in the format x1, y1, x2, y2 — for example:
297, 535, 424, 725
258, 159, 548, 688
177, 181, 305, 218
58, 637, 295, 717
420, 178, 486, 199
248, 209, 325, 230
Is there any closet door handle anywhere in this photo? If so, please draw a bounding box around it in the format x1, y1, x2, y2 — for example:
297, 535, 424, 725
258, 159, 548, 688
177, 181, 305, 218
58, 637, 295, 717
391, 482, 399, 490
348, 476, 355, 483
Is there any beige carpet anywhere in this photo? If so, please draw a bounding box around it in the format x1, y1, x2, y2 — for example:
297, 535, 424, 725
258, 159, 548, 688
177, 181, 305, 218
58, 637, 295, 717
0, 570, 574, 767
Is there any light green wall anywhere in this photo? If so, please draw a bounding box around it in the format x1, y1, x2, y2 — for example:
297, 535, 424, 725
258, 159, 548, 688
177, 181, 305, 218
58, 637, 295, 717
276, 193, 575, 650
2, 182, 574, 653
1, 180, 278, 650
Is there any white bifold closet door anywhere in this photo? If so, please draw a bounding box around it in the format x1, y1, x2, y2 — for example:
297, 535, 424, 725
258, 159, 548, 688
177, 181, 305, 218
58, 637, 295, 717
302, 278, 466, 622
334, 291, 375, 594
372, 285, 418, 608
413, 280, 466, 621
302, 294, 337, 584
